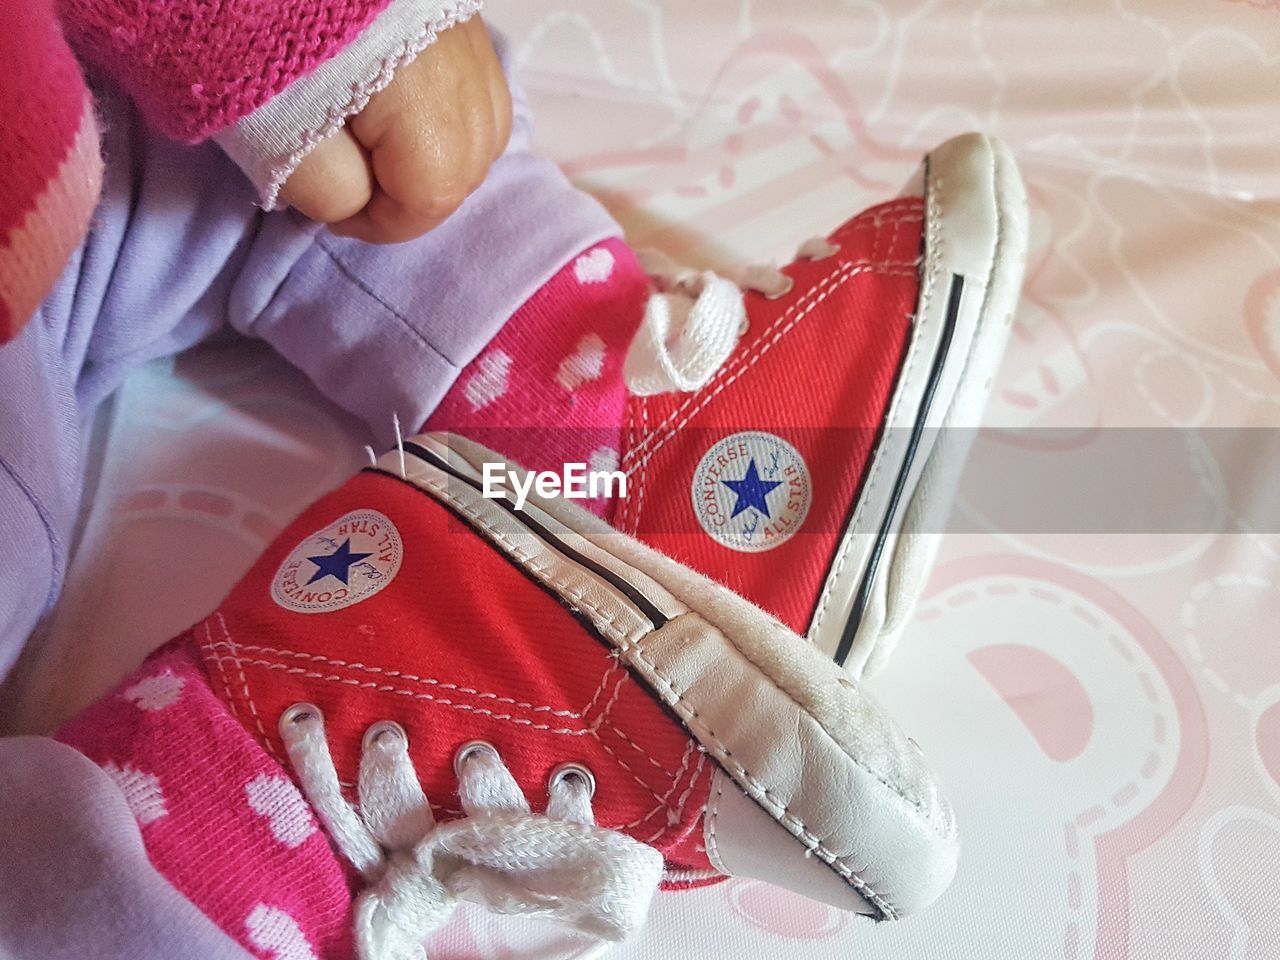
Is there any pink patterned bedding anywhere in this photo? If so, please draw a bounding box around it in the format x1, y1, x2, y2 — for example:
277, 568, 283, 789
5, 2, 1278, 957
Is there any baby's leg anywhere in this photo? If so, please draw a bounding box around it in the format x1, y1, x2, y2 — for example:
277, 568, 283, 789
1, 42, 636, 684
243, 77, 647, 518
240, 72, 633, 459
0, 78, 323, 677
1, 57, 638, 682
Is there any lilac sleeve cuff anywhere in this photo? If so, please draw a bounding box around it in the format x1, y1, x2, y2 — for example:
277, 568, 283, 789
213, 0, 484, 208
0, 737, 256, 960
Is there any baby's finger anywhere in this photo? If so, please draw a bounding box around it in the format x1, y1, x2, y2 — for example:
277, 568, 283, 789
334, 101, 491, 243
485, 47, 514, 161
463, 18, 513, 160
277, 128, 374, 223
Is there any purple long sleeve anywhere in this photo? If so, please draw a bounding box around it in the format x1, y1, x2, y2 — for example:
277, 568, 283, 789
0, 45, 619, 958
0, 61, 617, 668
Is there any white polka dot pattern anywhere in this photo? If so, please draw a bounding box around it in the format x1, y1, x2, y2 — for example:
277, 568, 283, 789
121, 670, 186, 712
101, 761, 167, 825
556, 333, 607, 391
464, 350, 512, 411
245, 773, 317, 849
573, 247, 616, 284
245, 904, 318, 960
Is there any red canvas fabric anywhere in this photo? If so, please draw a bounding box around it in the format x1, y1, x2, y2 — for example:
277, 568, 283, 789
56, 462, 720, 956
616, 198, 925, 636
193, 468, 715, 870
430, 200, 925, 641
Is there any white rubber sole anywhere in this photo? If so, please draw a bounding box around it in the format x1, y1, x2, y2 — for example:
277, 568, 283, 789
806, 133, 1030, 676
391, 432, 960, 921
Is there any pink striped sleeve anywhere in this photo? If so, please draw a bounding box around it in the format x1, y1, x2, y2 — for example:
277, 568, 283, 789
0, 0, 102, 343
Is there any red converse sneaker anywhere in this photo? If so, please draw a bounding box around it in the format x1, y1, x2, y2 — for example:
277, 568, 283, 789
58, 432, 957, 959
616, 133, 1029, 677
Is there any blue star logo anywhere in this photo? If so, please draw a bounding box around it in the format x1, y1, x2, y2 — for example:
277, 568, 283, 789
722, 458, 783, 519
306, 538, 373, 586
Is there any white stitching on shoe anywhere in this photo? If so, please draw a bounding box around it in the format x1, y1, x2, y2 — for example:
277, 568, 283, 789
619, 740, 698, 832
210, 642, 671, 780
622, 211, 923, 469
703, 771, 728, 874
808, 204, 940, 644
625, 260, 921, 476
587, 670, 670, 805
592, 736, 668, 808
201, 640, 684, 816
608, 719, 669, 772
202, 640, 580, 718
616, 414, 637, 535
214, 613, 283, 764
617, 635, 899, 919
591, 667, 667, 775
642, 752, 708, 846
198, 652, 595, 735
202, 620, 244, 727
626, 403, 651, 538
200, 629, 687, 821
598, 683, 664, 773
578, 659, 623, 719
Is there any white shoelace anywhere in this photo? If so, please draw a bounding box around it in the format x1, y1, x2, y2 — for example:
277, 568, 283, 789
279, 705, 665, 960
623, 239, 840, 396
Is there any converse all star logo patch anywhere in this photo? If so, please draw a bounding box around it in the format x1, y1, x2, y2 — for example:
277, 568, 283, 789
271, 510, 403, 614
691, 432, 812, 553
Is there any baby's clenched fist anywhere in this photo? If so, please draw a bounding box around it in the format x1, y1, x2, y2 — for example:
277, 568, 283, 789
280, 16, 513, 244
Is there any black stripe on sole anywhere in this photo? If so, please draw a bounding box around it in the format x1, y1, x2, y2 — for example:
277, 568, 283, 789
392, 440, 671, 632
832, 272, 965, 667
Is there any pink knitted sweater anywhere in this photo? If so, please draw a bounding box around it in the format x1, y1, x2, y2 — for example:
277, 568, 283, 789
0, 0, 482, 344
58, 0, 398, 143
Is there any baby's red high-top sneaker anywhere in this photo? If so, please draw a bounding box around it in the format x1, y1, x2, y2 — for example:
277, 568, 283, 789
57, 432, 957, 959
616, 133, 1028, 677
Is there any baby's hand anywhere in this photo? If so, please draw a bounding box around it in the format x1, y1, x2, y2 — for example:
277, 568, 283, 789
279, 16, 513, 244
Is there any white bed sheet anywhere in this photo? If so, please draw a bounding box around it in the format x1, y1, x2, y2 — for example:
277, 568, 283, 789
4, 1, 1279, 957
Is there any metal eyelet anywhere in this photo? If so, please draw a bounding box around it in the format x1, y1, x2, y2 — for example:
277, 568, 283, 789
763, 275, 796, 301
362, 719, 408, 751
453, 739, 500, 778
548, 761, 597, 799
738, 317, 750, 337
279, 702, 322, 735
